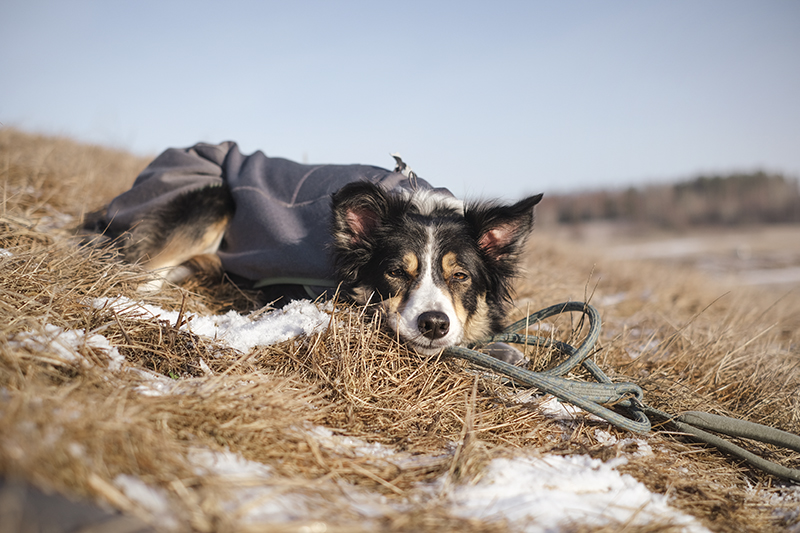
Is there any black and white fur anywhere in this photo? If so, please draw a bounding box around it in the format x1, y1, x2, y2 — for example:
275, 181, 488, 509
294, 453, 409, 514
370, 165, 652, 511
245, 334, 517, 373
93, 180, 542, 355
331, 182, 542, 354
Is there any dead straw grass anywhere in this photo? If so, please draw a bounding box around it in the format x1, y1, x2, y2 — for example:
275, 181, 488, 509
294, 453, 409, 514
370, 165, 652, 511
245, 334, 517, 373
1, 127, 799, 532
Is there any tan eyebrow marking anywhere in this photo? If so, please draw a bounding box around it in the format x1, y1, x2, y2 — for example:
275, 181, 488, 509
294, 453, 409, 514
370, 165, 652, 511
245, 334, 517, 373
402, 252, 419, 278
442, 251, 462, 280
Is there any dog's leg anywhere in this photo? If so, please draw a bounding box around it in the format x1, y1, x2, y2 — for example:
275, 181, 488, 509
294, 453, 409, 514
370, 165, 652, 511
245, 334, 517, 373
135, 225, 228, 291
161, 253, 226, 285
125, 185, 234, 291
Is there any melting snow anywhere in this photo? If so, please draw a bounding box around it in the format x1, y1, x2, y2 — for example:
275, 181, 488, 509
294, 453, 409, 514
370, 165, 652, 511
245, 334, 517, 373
10, 296, 717, 531
114, 474, 178, 529
447, 455, 708, 532
188, 448, 311, 523
190, 448, 274, 478
93, 296, 332, 353
11, 323, 125, 370
538, 395, 608, 424
140, 440, 709, 531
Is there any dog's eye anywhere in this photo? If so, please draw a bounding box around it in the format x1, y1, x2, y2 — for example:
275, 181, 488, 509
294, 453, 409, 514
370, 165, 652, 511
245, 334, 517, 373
452, 271, 469, 282
387, 268, 407, 279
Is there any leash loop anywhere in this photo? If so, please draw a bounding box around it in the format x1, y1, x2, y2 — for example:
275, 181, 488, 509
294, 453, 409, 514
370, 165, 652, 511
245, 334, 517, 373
447, 301, 650, 434
443, 301, 800, 482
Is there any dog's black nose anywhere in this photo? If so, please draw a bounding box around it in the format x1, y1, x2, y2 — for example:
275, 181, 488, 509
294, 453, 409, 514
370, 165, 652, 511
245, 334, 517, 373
418, 311, 450, 340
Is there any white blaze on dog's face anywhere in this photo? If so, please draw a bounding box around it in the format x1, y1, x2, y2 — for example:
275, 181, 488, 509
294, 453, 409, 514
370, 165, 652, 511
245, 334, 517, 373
332, 182, 543, 355
383, 227, 465, 354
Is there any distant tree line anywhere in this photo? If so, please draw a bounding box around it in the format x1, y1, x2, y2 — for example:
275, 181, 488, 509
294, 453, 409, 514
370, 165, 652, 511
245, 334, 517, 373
538, 172, 800, 228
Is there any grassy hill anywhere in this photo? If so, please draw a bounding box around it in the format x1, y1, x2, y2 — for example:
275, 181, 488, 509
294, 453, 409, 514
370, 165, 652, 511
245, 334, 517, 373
1, 128, 799, 532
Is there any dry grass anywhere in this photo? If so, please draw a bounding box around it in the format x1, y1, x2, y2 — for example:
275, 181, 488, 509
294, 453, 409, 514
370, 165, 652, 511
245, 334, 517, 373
518, 237, 800, 526
1, 127, 799, 532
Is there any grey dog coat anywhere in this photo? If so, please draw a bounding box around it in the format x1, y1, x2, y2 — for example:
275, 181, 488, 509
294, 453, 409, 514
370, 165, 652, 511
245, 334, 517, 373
104, 142, 449, 286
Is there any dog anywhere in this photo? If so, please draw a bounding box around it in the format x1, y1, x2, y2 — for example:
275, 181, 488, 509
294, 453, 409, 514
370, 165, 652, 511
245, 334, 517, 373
331, 181, 542, 354
87, 143, 542, 355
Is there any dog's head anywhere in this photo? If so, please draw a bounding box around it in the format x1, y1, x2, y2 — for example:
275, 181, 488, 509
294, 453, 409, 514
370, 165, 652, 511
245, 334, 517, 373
331, 181, 542, 355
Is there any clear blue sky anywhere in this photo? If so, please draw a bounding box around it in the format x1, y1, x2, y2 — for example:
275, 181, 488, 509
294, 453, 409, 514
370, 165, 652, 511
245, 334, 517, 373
2, 1, 799, 199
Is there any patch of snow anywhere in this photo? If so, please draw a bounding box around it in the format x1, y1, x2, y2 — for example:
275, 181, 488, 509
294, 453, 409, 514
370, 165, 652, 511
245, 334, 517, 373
114, 474, 178, 529
10, 324, 124, 370
98, 420, 703, 531
594, 429, 654, 458
307, 425, 398, 459
594, 428, 618, 446
67, 442, 86, 459
94, 297, 332, 353
189, 448, 273, 478
84, 330, 126, 370
187, 448, 310, 523
446, 455, 709, 532
126, 367, 180, 396
538, 395, 605, 423
756, 484, 800, 525
197, 358, 213, 376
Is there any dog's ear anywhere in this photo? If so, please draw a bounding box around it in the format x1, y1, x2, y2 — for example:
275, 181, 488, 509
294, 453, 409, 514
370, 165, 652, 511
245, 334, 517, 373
467, 193, 543, 263
331, 182, 390, 246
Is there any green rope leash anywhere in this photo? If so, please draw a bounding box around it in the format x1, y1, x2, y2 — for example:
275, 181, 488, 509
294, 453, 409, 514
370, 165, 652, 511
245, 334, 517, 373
443, 301, 800, 483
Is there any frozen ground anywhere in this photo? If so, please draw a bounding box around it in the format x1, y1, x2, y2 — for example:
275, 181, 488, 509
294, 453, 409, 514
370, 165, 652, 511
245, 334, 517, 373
8, 295, 718, 532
